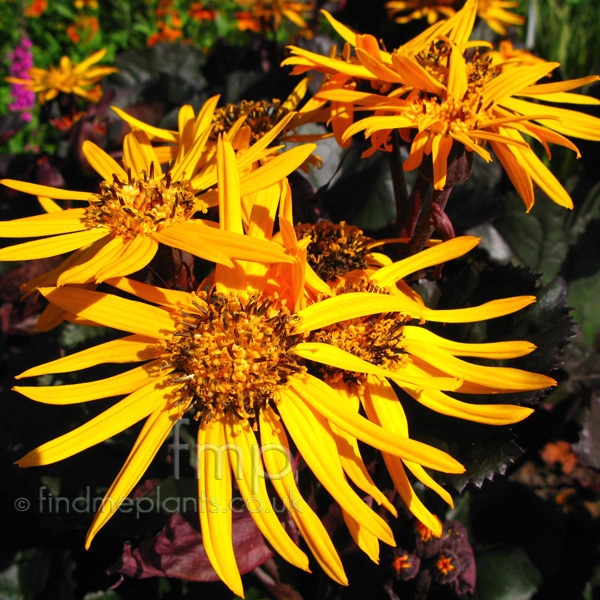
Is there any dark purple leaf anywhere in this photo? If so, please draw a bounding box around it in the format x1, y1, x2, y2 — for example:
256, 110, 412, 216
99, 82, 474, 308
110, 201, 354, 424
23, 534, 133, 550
108, 510, 273, 582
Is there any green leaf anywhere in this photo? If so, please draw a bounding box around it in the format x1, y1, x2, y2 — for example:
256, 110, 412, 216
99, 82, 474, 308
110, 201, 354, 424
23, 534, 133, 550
474, 545, 542, 600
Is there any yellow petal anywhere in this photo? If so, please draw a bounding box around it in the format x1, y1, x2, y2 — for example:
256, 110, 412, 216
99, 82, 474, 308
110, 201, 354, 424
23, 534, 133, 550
0, 228, 107, 261
259, 410, 348, 585
16, 374, 180, 467
14, 360, 169, 404
95, 235, 159, 282
290, 342, 460, 390
225, 414, 309, 572
82, 140, 128, 181
401, 326, 536, 358
0, 208, 87, 237
404, 385, 535, 425
277, 386, 396, 546
328, 384, 396, 514
406, 340, 556, 392
17, 335, 159, 378
0, 179, 93, 201
343, 511, 380, 563
489, 138, 535, 210
422, 295, 537, 323
86, 399, 189, 548
294, 292, 425, 333
38, 286, 177, 339
197, 418, 244, 598
106, 276, 191, 307
288, 375, 464, 473
57, 236, 131, 285
370, 236, 480, 288
38, 196, 62, 213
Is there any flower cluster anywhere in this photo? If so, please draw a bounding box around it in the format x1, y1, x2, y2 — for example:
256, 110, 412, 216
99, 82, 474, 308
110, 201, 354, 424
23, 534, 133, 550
283, 0, 600, 211
7, 38, 35, 121
3, 0, 595, 597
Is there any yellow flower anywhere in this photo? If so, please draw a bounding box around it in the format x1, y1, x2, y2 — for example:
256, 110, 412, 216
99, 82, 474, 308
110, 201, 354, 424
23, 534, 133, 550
112, 79, 331, 168
275, 220, 555, 546
0, 101, 316, 289
285, 0, 600, 210
13, 137, 467, 596
5, 49, 117, 104
386, 0, 525, 35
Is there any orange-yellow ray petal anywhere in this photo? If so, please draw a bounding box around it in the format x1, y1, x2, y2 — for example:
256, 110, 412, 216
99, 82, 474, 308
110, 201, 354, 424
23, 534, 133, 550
362, 382, 444, 533
110, 106, 179, 143
56, 236, 132, 285
82, 140, 128, 181
294, 292, 425, 333
406, 341, 556, 392
401, 326, 536, 358
328, 384, 397, 514
482, 62, 559, 109
277, 386, 396, 546
0, 228, 107, 261
16, 335, 160, 378
14, 360, 170, 404
86, 398, 190, 548
38, 196, 62, 213
106, 276, 191, 308
290, 342, 460, 390
225, 415, 310, 572
38, 286, 177, 339
218, 135, 243, 234
0, 179, 94, 201
259, 410, 348, 585
95, 235, 159, 282
370, 236, 480, 288
489, 138, 535, 210
197, 418, 244, 598
16, 374, 181, 467
363, 376, 453, 506
421, 295, 537, 323
403, 385, 534, 425
343, 511, 380, 563
0, 208, 88, 237
288, 375, 464, 473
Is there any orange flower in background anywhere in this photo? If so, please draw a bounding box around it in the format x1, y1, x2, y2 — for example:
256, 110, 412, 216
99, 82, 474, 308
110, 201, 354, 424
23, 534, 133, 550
24, 0, 47, 17
189, 2, 216, 20
66, 15, 100, 44
5, 48, 117, 104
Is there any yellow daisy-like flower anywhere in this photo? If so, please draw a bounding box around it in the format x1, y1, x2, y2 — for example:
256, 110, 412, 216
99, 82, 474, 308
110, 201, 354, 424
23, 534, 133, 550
112, 79, 330, 168
285, 0, 600, 210
14, 137, 470, 596
5, 48, 117, 104
0, 101, 316, 289
272, 219, 555, 552
386, 0, 525, 36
